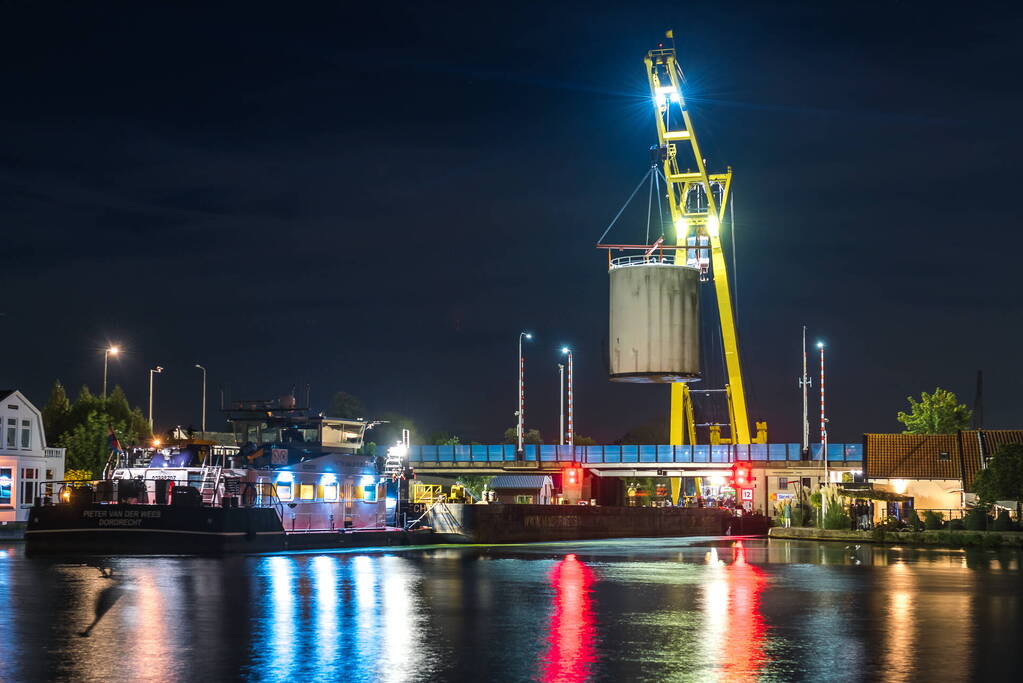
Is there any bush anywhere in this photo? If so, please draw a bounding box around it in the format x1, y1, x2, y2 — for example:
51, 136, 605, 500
992, 509, 1014, 532
965, 507, 989, 531
904, 509, 924, 531
923, 510, 944, 530
822, 504, 852, 530
948, 518, 965, 531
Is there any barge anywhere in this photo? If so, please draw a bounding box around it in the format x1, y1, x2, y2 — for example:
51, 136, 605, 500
26, 397, 432, 555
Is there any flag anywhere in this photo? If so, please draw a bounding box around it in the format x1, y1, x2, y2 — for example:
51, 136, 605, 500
107, 426, 124, 453
665, 29, 673, 39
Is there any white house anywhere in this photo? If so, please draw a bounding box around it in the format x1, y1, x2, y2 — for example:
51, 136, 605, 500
0, 390, 66, 532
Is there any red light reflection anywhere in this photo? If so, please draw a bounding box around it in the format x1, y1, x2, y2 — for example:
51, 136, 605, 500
721, 541, 767, 681
541, 553, 597, 683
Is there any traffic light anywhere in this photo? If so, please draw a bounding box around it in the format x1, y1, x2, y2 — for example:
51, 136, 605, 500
731, 464, 749, 488
564, 467, 582, 487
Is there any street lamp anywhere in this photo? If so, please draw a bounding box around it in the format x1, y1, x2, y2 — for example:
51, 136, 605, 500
195, 364, 207, 438
103, 346, 120, 398
517, 332, 532, 457
148, 366, 164, 432
561, 347, 573, 446
818, 340, 828, 519
558, 363, 565, 445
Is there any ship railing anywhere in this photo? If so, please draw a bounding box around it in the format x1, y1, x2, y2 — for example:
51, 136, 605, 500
35, 478, 283, 514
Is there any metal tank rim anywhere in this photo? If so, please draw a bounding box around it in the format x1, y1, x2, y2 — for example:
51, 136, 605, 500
609, 372, 703, 384
608, 254, 702, 270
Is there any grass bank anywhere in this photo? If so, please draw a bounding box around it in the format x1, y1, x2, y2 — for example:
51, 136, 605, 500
769, 525, 1023, 549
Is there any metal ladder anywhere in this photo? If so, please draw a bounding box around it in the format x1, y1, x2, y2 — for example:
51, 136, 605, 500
199, 465, 222, 505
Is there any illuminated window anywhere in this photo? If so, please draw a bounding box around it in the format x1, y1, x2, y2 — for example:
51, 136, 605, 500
323, 483, 339, 501
362, 485, 377, 502
277, 483, 293, 501
515, 495, 534, 504
300, 483, 315, 500
0, 468, 11, 505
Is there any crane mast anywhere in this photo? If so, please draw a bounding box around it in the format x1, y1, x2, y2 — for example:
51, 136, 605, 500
644, 45, 763, 446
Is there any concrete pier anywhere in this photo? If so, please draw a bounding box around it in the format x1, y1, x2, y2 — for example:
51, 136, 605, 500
425, 503, 750, 544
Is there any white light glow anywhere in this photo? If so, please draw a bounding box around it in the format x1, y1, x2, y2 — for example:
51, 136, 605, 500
892, 479, 908, 495
707, 214, 720, 236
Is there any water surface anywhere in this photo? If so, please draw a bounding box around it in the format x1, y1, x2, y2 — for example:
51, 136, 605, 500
1, 538, 1020, 681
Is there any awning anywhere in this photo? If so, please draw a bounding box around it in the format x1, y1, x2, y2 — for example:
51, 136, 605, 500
837, 488, 912, 502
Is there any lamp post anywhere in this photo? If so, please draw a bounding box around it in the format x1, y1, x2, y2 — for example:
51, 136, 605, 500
195, 364, 207, 438
818, 340, 828, 521
148, 366, 164, 432
561, 347, 573, 446
558, 363, 565, 445
517, 332, 532, 457
818, 341, 827, 483
103, 346, 119, 398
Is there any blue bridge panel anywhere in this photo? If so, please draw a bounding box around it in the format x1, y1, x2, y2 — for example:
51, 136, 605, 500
693, 445, 709, 463
639, 445, 657, 463
604, 446, 622, 463
622, 445, 639, 463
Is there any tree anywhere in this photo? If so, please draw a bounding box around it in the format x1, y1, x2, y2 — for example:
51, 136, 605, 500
973, 444, 1023, 505
574, 435, 598, 446
897, 388, 972, 434
55, 383, 150, 477
42, 380, 71, 444
503, 427, 542, 444
456, 475, 494, 501
329, 391, 365, 419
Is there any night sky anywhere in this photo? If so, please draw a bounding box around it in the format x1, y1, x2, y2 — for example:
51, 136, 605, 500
2, 2, 1021, 444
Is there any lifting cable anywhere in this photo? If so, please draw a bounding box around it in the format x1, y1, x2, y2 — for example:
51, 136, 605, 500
597, 168, 655, 244
645, 165, 654, 244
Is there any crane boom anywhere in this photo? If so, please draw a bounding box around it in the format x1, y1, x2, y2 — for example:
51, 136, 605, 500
644, 45, 756, 445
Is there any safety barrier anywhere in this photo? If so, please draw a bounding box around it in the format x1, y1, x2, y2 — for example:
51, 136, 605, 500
407, 443, 863, 465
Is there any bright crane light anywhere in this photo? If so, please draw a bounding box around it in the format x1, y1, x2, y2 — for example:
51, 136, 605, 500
706, 214, 720, 237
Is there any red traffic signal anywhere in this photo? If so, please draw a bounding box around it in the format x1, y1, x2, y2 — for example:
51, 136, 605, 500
731, 464, 749, 487
565, 467, 580, 485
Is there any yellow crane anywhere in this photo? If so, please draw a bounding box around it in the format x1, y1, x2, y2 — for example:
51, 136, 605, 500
643, 41, 766, 446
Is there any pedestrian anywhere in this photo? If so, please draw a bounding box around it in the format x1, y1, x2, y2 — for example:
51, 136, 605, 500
783, 501, 792, 528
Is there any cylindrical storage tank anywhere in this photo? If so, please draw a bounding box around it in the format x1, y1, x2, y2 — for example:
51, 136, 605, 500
609, 259, 700, 383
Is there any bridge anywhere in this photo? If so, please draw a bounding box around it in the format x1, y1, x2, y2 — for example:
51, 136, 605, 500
408, 443, 863, 475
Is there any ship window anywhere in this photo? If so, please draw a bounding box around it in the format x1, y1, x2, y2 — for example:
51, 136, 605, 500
299, 484, 314, 500
0, 468, 11, 505
323, 483, 339, 501
277, 483, 293, 501
362, 484, 377, 503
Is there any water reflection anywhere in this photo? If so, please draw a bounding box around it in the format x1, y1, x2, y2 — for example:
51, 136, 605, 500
540, 554, 596, 682
699, 541, 767, 681
2, 539, 1022, 681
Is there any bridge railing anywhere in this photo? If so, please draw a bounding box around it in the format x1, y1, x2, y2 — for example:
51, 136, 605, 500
407, 443, 863, 465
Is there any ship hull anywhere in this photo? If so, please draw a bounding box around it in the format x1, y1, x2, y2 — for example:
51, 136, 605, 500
24, 503, 423, 556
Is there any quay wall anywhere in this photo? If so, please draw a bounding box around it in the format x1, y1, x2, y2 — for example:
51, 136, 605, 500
769, 526, 1023, 548
426, 504, 752, 544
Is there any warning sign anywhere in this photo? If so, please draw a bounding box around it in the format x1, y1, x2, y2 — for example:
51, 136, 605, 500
271, 448, 289, 464
741, 488, 754, 501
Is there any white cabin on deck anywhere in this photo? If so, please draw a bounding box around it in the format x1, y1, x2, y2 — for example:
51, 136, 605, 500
0, 390, 66, 529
